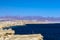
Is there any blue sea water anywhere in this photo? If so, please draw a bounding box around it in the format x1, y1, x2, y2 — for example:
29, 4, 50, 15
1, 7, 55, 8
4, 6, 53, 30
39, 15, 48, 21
4, 24, 60, 40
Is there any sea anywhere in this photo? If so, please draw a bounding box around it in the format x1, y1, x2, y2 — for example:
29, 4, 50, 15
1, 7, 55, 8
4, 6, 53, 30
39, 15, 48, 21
4, 23, 60, 40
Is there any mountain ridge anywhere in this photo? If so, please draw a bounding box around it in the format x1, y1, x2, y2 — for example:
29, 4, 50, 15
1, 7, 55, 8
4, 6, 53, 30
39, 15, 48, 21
0, 16, 60, 22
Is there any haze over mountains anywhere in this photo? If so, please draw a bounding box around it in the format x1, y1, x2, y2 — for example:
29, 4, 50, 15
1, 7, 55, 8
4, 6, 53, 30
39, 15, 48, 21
0, 16, 60, 22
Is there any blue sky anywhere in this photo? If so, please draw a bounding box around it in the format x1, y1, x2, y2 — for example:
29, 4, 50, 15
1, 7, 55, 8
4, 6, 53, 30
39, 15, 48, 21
0, 0, 60, 17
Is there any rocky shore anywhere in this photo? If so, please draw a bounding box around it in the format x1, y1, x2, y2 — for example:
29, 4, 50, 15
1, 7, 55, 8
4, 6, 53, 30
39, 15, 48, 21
0, 28, 43, 40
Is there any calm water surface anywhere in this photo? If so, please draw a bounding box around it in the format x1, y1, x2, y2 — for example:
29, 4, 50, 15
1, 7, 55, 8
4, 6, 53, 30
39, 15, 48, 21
4, 24, 60, 40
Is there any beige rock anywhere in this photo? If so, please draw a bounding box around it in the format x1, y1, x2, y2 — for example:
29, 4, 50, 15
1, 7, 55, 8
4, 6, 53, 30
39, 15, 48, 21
0, 28, 43, 40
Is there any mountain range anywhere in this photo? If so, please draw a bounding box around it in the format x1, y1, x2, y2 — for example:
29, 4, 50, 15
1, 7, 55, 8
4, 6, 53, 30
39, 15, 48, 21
0, 16, 60, 22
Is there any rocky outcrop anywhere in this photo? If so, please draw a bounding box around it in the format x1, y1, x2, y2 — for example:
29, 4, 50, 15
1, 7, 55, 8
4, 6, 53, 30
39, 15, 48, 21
0, 28, 43, 40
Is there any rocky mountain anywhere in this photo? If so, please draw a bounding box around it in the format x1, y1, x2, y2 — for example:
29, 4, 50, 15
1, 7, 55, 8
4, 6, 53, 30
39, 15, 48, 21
0, 16, 60, 22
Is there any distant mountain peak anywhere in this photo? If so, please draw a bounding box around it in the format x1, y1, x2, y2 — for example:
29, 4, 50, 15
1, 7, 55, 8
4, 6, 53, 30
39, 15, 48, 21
0, 16, 60, 22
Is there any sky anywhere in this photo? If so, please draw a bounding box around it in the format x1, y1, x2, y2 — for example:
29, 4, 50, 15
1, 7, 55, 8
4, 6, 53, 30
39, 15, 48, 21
0, 0, 60, 17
